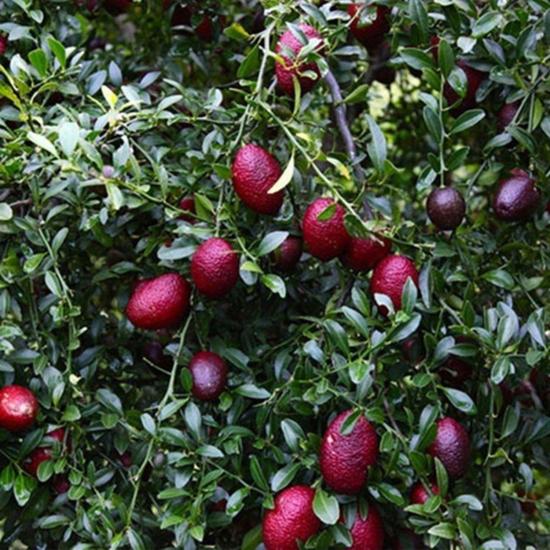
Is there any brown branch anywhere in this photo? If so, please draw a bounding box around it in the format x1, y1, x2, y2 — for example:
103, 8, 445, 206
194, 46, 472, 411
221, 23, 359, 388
324, 68, 374, 220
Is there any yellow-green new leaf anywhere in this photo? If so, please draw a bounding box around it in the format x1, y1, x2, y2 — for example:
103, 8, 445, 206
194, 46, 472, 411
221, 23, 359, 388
268, 152, 294, 194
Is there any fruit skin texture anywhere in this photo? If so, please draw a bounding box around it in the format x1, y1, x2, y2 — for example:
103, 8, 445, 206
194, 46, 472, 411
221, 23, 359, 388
347, 503, 384, 550
0, 385, 39, 432
443, 61, 484, 115
262, 485, 320, 550
188, 351, 228, 401
370, 255, 419, 316
493, 170, 540, 222
497, 101, 520, 131
410, 481, 440, 505
195, 16, 214, 41
273, 236, 303, 272
428, 417, 470, 478
319, 409, 378, 494
191, 238, 239, 298
179, 195, 196, 223
275, 24, 323, 96
302, 198, 351, 261
427, 187, 466, 230
126, 273, 191, 330
348, 4, 390, 52
232, 144, 283, 215
341, 234, 391, 272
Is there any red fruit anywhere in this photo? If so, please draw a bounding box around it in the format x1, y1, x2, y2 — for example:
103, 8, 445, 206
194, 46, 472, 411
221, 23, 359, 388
126, 273, 191, 330
428, 417, 470, 478
341, 234, 391, 272
74, 0, 97, 11
195, 16, 214, 41
179, 195, 196, 223
348, 4, 390, 52
320, 410, 378, 494
24, 447, 52, 477
275, 24, 324, 96
191, 238, 239, 298
163, 0, 192, 27
188, 351, 228, 401
497, 101, 520, 132
104, 0, 132, 14
52, 474, 70, 495
426, 186, 466, 230
493, 170, 540, 222
443, 61, 484, 115
302, 198, 351, 261
232, 144, 284, 215
0, 385, 39, 432
211, 498, 227, 512
273, 236, 303, 272
143, 341, 171, 369
0, 35, 7, 56
347, 503, 384, 550
117, 452, 133, 468
439, 357, 473, 388
430, 36, 441, 61
410, 481, 440, 505
370, 255, 419, 316
24, 427, 68, 477
262, 485, 320, 550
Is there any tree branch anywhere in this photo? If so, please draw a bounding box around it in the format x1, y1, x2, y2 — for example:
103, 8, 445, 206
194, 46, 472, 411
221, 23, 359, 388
324, 68, 374, 220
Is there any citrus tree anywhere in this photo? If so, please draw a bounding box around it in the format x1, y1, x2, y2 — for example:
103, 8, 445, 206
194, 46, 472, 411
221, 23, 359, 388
0, 1, 548, 549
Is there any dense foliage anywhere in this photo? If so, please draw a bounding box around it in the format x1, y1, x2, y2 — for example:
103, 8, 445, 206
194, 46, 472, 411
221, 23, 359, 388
0, 0, 549, 548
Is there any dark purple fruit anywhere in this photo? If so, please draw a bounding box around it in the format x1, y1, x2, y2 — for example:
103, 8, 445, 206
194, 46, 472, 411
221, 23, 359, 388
427, 187, 466, 230
493, 169, 540, 222
188, 351, 228, 401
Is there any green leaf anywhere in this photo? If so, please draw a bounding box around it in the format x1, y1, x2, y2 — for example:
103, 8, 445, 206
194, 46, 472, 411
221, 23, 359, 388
270, 463, 300, 492
237, 44, 260, 79
28, 131, 59, 157
235, 384, 270, 400
28, 49, 48, 77
0, 203, 13, 221
184, 402, 202, 437
366, 115, 387, 171
261, 274, 286, 298
324, 320, 349, 354
482, 269, 515, 290
428, 522, 457, 539
491, 357, 511, 384
472, 12, 502, 38
423, 106, 442, 143
437, 39, 455, 78
450, 109, 485, 134
408, 0, 429, 39
47, 36, 66, 68
400, 48, 434, 71
313, 488, 340, 525
344, 83, 369, 104
58, 122, 80, 157
257, 231, 289, 257
442, 387, 477, 415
